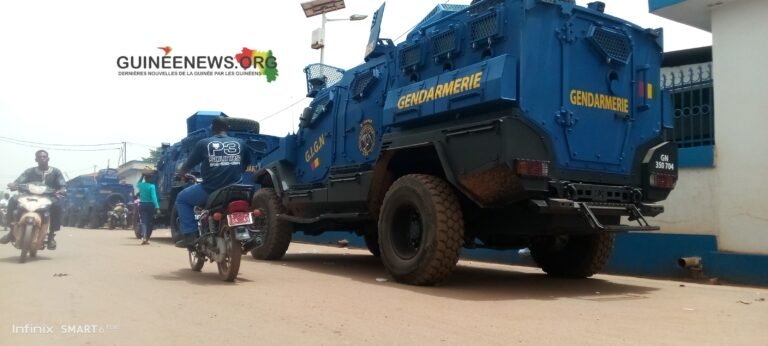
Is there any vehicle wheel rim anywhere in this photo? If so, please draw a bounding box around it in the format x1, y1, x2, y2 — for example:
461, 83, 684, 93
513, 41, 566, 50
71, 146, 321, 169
392, 204, 423, 259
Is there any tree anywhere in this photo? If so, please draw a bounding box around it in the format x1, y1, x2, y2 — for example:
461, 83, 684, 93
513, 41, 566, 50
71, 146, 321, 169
142, 146, 163, 164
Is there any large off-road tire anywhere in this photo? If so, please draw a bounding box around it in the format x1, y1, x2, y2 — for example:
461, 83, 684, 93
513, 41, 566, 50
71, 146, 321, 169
61, 213, 69, 228
76, 212, 87, 228
169, 206, 181, 243
378, 174, 464, 286
362, 226, 380, 258
228, 117, 260, 134
530, 232, 615, 278
250, 188, 292, 260
217, 227, 242, 282
64, 212, 74, 227
87, 209, 101, 229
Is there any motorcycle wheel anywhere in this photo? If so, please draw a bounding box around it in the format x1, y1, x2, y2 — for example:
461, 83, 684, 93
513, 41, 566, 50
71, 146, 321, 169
19, 224, 34, 263
134, 222, 142, 239
170, 206, 181, 243
188, 250, 205, 272
217, 227, 241, 282
108, 218, 116, 230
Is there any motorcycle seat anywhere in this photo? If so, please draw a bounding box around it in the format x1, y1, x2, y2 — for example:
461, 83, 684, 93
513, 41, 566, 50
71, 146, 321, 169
204, 184, 253, 211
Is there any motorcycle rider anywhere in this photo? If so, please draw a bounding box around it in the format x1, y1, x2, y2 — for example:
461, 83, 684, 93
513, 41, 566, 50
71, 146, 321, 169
174, 116, 250, 248
0, 150, 66, 249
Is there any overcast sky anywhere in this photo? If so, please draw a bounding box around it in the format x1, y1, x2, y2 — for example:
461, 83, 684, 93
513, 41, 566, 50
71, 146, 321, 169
0, 0, 711, 187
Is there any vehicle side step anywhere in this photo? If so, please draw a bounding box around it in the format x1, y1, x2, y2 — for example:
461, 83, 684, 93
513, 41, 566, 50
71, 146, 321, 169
277, 212, 371, 224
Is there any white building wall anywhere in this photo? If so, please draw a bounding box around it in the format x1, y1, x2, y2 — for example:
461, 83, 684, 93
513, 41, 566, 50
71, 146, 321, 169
654, 169, 719, 236
710, 0, 768, 254
121, 170, 143, 193
117, 161, 154, 194
653, 63, 718, 236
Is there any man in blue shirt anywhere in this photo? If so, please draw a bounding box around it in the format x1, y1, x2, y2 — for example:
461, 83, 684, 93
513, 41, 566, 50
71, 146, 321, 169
174, 117, 250, 248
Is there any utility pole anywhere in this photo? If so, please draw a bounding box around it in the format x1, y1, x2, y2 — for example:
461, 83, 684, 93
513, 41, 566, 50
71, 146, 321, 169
321, 13, 326, 64
301, 0, 367, 65
122, 142, 127, 165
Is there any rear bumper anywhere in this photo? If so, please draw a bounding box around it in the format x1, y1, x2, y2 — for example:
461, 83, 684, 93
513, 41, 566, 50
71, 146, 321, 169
530, 198, 663, 232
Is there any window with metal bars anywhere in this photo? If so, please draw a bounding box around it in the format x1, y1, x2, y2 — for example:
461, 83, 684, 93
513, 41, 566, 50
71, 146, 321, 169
662, 64, 714, 149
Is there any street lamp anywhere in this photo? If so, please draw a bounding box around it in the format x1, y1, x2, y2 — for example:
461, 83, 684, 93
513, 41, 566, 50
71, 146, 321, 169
301, 0, 367, 64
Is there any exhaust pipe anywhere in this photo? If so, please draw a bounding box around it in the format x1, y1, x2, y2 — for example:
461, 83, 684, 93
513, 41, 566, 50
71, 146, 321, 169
677, 256, 702, 269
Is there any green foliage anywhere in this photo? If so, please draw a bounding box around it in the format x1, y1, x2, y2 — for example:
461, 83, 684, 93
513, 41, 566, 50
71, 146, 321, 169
142, 147, 163, 164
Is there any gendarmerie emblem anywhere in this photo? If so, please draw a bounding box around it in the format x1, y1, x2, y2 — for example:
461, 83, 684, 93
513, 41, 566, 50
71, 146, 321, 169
358, 119, 376, 157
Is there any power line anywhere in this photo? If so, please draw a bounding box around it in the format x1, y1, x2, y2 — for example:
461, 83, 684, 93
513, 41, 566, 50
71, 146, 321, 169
0, 138, 122, 152
0, 135, 122, 147
126, 142, 157, 148
258, 98, 309, 122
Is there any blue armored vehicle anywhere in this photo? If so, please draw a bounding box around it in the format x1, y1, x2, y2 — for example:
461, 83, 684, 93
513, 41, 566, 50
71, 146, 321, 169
251, 0, 678, 285
154, 111, 280, 241
62, 169, 135, 228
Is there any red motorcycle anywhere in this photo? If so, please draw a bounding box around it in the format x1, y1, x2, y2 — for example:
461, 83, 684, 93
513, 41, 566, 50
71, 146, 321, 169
183, 178, 261, 281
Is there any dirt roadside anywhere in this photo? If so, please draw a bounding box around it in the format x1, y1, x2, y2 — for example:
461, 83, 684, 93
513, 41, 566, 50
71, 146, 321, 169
0, 227, 766, 345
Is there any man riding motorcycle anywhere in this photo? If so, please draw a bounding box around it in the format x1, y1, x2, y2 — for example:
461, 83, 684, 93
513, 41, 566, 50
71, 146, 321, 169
0, 150, 66, 249
174, 116, 250, 248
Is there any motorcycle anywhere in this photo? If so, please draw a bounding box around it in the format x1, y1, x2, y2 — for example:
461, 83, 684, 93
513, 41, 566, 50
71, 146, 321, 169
132, 199, 142, 239
7, 184, 55, 263
182, 176, 263, 281
0, 205, 7, 231
107, 202, 129, 230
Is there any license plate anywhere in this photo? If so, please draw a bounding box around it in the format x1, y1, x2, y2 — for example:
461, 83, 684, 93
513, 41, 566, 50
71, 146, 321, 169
227, 212, 253, 227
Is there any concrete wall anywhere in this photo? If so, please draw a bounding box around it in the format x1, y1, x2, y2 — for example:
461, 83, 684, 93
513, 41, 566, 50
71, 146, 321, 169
653, 168, 719, 236
710, 0, 768, 254
653, 63, 717, 236
652, 0, 768, 255
120, 170, 143, 193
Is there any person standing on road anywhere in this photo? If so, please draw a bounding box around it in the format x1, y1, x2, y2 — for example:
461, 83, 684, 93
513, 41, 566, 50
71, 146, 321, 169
136, 169, 160, 245
0, 150, 66, 249
174, 116, 249, 248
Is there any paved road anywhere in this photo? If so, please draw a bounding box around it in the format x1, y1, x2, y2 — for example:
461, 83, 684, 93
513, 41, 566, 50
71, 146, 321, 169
0, 227, 766, 345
